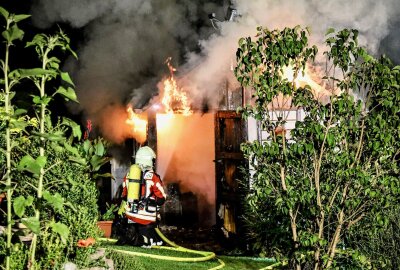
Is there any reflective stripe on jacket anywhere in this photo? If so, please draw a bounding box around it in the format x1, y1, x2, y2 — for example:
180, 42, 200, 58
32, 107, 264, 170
123, 169, 166, 225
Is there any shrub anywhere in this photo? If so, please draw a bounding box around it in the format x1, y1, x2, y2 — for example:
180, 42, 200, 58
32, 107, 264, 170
235, 26, 400, 269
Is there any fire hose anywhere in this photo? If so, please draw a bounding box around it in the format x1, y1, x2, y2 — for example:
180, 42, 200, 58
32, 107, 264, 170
99, 227, 287, 269
111, 166, 277, 268
100, 227, 225, 270
100, 228, 356, 269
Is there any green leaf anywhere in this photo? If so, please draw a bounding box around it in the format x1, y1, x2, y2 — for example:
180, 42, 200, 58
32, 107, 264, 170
60, 72, 75, 86
93, 173, 114, 179
48, 57, 60, 70
325, 28, 335, 36
13, 14, 31, 23
2, 24, 24, 43
14, 196, 34, 217
327, 133, 334, 147
14, 108, 27, 116
54, 86, 78, 102
50, 141, 64, 153
43, 191, 64, 211
68, 156, 87, 166
95, 140, 105, 156
62, 117, 82, 139
9, 68, 57, 80
32, 95, 52, 105
51, 222, 69, 244
17, 155, 47, 175
83, 140, 91, 153
25, 196, 34, 206
31, 131, 65, 142
13, 196, 27, 218
26, 34, 46, 48
9, 118, 28, 130
22, 217, 40, 234
17, 155, 35, 172
0, 7, 9, 20
63, 141, 80, 157
91, 155, 110, 171
36, 156, 47, 168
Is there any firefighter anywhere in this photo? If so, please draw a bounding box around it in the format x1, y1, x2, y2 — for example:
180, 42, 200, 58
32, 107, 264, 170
119, 146, 166, 246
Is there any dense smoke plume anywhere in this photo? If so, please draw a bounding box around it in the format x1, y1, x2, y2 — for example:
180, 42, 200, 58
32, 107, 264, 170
31, 0, 223, 143
32, 0, 400, 141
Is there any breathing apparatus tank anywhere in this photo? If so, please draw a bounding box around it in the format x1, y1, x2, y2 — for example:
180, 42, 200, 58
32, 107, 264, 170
127, 164, 142, 213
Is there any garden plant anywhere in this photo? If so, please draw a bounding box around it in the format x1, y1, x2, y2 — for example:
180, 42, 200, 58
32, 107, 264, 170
0, 6, 110, 270
235, 26, 400, 269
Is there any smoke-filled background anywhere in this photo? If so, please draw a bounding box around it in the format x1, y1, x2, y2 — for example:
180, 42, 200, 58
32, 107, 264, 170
31, 0, 226, 143
31, 0, 400, 143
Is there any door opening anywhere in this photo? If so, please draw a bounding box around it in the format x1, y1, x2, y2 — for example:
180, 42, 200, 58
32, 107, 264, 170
156, 113, 215, 227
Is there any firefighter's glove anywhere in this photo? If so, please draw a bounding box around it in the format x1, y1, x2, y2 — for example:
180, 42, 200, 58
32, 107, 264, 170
144, 197, 157, 213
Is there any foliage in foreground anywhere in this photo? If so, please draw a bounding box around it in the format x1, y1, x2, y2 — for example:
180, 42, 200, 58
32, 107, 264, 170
235, 26, 400, 269
0, 6, 110, 270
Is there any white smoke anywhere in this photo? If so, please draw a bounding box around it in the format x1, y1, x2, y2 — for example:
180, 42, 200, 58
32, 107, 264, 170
181, 0, 400, 108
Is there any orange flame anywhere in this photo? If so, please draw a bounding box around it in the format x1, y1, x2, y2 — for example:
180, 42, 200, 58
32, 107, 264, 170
161, 58, 192, 115
282, 64, 330, 97
125, 59, 192, 142
126, 107, 147, 143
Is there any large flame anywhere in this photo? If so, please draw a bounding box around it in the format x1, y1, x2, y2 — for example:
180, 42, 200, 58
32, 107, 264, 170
161, 58, 192, 115
125, 58, 193, 143
126, 106, 147, 143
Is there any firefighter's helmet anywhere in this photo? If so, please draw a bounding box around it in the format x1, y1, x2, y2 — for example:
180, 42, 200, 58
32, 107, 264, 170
135, 146, 156, 167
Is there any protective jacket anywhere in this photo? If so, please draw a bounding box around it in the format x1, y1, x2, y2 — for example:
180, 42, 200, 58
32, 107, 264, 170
122, 169, 166, 225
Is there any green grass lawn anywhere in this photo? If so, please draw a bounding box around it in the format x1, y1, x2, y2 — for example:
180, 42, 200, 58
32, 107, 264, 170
103, 244, 276, 270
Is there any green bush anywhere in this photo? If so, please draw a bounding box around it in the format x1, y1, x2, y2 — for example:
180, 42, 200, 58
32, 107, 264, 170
235, 26, 400, 269
0, 5, 109, 269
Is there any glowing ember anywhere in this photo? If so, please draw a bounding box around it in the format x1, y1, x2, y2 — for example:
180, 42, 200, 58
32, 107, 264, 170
161, 58, 192, 115
126, 107, 147, 143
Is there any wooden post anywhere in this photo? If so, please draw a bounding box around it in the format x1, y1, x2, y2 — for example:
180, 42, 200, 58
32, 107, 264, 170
146, 110, 157, 167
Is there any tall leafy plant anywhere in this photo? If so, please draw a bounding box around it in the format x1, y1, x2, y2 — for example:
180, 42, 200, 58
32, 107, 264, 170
14, 31, 78, 268
0, 5, 112, 269
235, 26, 400, 269
0, 7, 30, 270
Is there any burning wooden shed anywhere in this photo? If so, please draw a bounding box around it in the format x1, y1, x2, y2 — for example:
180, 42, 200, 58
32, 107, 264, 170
108, 73, 248, 234
107, 61, 309, 237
